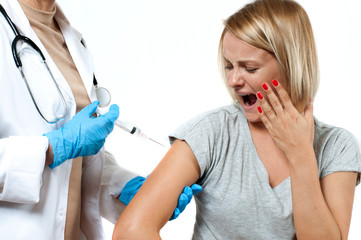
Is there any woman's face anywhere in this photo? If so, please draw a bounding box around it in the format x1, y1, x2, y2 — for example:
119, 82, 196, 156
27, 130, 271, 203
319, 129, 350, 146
223, 32, 282, 123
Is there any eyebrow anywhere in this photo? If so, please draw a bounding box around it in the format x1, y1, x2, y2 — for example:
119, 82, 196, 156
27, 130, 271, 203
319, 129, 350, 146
223, 57, 260, 65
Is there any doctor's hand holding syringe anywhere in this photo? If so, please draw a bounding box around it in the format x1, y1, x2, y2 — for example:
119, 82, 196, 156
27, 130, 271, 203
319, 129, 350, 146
95, 107, 167, 148
94, 83, 167, 147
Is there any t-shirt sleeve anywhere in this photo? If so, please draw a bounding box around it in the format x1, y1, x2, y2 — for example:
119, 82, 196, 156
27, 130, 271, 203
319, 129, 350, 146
169, 112, 223, 181
319, 129, 361, 185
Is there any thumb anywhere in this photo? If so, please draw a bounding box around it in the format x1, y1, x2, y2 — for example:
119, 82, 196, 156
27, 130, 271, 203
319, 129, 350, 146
191, 184, 203, 195
66, 101, 99, 126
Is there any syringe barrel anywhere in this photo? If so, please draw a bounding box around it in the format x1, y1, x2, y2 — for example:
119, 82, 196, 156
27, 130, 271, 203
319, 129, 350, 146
114, 119, 141, 136
96, 108, 142, 136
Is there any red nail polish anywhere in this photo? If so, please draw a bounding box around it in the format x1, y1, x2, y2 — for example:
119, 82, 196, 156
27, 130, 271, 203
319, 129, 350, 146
257, 92, 263, 100
262, 83, 268, 90
257, 106, 262, 113
272, 79, 279, 87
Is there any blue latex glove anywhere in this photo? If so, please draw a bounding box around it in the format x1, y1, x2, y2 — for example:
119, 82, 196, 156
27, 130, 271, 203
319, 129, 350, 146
44, 101, 119, 169
119, 176, 203, 220
170, 184, 203, 220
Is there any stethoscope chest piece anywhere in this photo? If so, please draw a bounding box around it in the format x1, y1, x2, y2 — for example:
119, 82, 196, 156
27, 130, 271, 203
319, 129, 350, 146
95, 86, 111, 108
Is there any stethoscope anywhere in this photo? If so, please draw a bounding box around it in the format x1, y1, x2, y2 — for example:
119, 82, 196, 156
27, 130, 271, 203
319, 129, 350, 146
0, 4, 111, 123
0, 4, 168, 147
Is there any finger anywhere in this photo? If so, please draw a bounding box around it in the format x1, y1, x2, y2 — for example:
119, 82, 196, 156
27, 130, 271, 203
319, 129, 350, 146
170, 208, 180, 221
271, 80, 298, 115
87, 101, 100, 114
118, 176, 146, 205
261, 82, 283, 116
177, 193, 189, 213
171, 186, 193, 221
182, 186, 193, 203
257, 106, 273, 131
256, 91, 270, 118
81, 101, 100, 117
191, 184, 203, 195
258, 84, 277, 121
258, 101, 276, 122
71, 101, 99, 121
101, 104, 119, 122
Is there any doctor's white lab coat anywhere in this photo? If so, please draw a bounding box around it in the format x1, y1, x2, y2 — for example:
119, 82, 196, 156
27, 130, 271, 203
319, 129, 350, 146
0, 0, 136, 239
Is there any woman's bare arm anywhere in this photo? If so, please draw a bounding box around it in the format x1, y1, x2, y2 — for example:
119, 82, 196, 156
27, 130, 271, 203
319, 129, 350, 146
112, 139, 201, 240
320, 172, 357, 239
288, 149, 357, 239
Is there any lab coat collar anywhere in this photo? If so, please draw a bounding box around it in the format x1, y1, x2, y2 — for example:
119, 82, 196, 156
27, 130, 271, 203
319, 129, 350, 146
0, 0, 32, 37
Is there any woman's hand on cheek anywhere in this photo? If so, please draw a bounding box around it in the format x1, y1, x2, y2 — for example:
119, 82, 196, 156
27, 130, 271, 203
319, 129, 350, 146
256, 80, 314, 158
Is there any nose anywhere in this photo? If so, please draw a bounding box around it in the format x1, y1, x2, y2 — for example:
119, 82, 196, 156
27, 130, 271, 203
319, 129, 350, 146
228, 69, 245, 88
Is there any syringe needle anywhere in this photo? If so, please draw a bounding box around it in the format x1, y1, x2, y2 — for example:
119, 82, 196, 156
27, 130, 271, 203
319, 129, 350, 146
96, 109, 167, 148
139, 132, 167, 148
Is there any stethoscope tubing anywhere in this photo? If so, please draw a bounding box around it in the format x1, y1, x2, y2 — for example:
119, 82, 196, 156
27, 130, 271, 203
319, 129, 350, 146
1, 4, 114, 123
12, 35, 46, 67
1, 4, 68, 123
0, 4, 19, 36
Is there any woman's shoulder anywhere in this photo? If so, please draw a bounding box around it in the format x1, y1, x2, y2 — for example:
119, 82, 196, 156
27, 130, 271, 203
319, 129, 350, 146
314, 118, 361, 181
178, 104, 244, 130
314, 118, 358, 145
314, 118, 360, 163
169, 104, 245, 142
194, 103, 243, 122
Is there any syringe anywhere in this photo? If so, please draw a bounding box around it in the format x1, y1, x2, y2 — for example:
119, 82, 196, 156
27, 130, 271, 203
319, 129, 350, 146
96, 109, 167, 147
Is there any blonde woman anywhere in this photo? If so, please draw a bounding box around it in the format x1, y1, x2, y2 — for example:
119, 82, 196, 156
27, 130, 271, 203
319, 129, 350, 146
113, 0, 361, 239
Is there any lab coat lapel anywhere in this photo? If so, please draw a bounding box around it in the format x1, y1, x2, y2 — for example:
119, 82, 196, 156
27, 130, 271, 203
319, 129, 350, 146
55, 5, 96, 102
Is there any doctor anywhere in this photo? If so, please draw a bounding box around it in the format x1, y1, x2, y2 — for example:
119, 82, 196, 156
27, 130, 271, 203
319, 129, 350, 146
0, 0, 199, 239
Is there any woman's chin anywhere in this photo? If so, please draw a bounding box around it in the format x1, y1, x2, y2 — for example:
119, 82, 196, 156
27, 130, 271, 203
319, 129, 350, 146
244, 113, 262, 124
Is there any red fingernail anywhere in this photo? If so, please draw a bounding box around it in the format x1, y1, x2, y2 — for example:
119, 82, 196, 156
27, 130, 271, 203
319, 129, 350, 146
272, 79, 279, 87
257, 91, 263, 100
257, 106, 262, 113
262, 83, 268, 90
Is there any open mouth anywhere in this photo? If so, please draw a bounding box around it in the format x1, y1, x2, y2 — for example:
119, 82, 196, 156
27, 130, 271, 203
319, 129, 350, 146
242, 94, 258, 107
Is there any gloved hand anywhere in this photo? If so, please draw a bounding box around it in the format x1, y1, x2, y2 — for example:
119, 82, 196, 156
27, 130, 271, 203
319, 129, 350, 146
44, 101, 119, 169
119, 176, 203, 220
170, 183, 202, 220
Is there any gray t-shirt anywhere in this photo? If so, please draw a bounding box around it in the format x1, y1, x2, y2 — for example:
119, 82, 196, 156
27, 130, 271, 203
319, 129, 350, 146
170, 104, 361, 240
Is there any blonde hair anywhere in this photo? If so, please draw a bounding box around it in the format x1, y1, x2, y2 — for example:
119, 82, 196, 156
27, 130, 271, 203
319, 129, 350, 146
219, 0, 319, 112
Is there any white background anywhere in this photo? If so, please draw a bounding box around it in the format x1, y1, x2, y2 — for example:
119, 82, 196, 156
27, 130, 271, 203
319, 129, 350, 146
59, 0, 361, 239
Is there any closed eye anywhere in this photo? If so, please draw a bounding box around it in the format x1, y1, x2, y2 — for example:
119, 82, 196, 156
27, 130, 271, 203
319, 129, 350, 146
245, 67, 258, 73
224, 59, 233, 70
225, 64, 233, 70
223, 58, 233, 70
